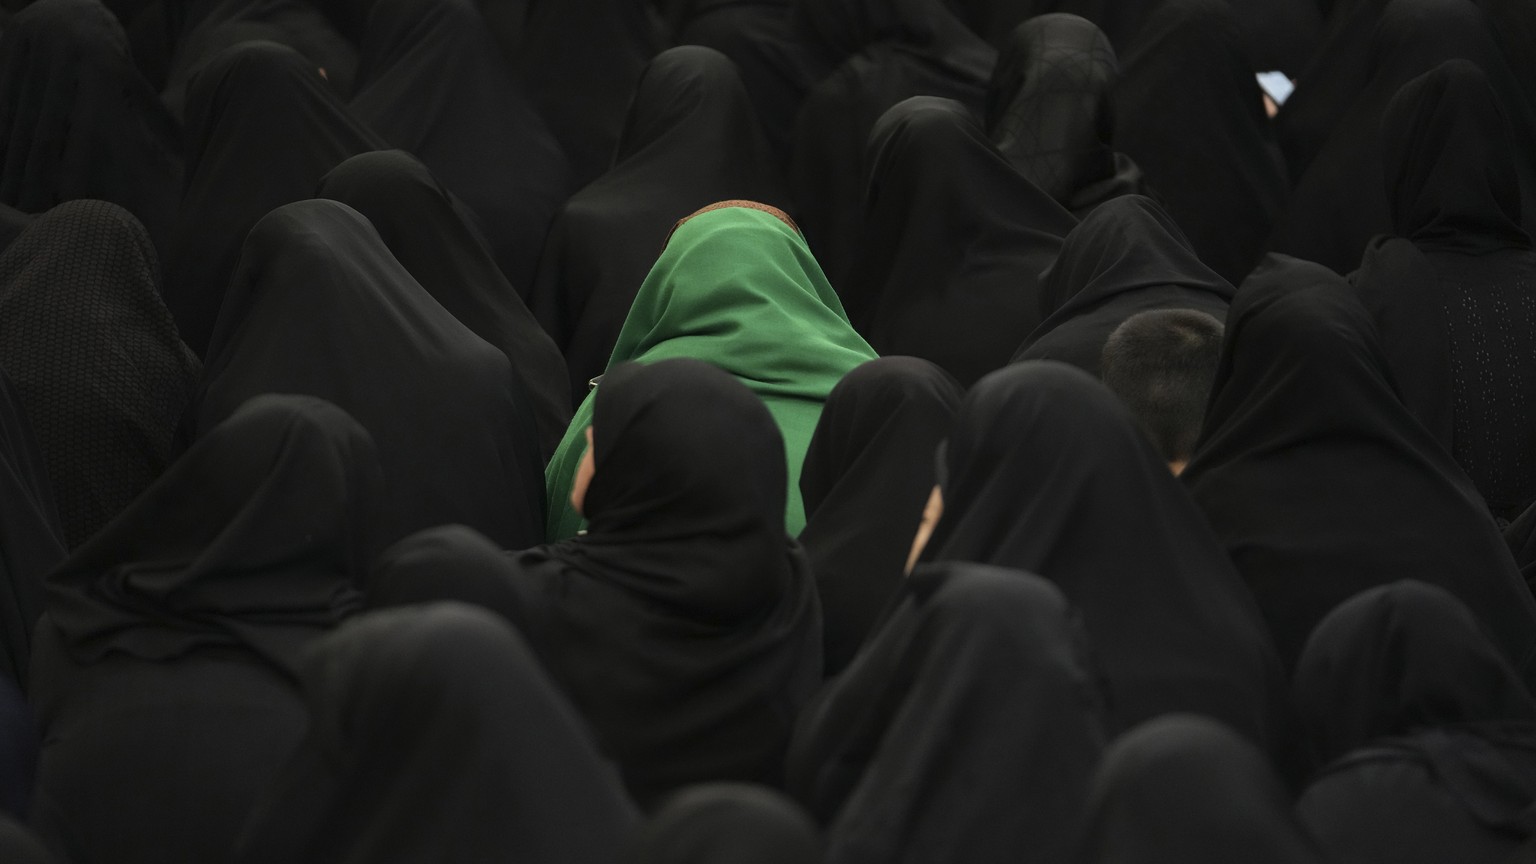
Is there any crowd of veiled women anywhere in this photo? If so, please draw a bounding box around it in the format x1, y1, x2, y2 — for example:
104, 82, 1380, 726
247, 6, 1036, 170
1, 0, 1535, 860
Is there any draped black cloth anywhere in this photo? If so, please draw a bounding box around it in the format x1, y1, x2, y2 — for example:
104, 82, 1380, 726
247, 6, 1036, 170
1505, 504, 1536, 594
0, 817, 52, 864
1279, 0, 1536, 180
0, 371, 64, 690
984, 14, 1145, 218
512, 0, 663, 188
945, 0, 1162, 51
160, 0, 357, 113
659, 0, 810, 163
166, 41, 383, 357
0, 200, 200, 550
232, 603, 638, 864
1225, 0, 1323, 75
1294, 582, 1536, 863
1270, 0, 1536, 274
0, 0, 181, 256
788, 562, 1107, 864
628, 783, 822, 864
0, 677, 37, 818
1113, 0, 1290, 284
1351, 61, 1536, 521
317, 150, 572, 459
0, 205, 31, 255
29, 394, 377, 864
196, 199, 545, 551
798, 357, 961, 676
787, 0, 995, 288
374, 360, 821, 808
341, 0, 570, 291
529, 45, 789, 403
1274, 0, 1381, 176
1015, 195, 1234, 376
1182, 254, 1536, 683
1076, 715, 1326, 864
843, 96, 1075, 387
921, 362, 1288, 754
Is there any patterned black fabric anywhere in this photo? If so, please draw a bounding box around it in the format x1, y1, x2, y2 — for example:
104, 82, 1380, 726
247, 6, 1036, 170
0, 200, 200, 549
985, 14, 1144, 215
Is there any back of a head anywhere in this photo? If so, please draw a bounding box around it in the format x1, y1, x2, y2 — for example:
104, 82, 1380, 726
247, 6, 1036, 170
629, 783, 821, 864
1381, 58, 1528, 251
1292, 580, 1536, 767
985, 14, 1120, 201
1100, 308, 1224, 465
1077, 715, 1323, 864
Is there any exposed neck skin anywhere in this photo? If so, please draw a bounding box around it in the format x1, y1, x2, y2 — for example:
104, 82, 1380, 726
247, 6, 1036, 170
904, 485, 945, 576
1169, 460, 1187, 476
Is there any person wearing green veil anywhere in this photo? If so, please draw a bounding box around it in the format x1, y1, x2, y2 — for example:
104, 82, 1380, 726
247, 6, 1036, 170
544, 201, 878, 540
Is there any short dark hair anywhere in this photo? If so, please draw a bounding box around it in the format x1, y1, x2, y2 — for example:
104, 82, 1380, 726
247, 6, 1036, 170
1100, 309, 1225, 463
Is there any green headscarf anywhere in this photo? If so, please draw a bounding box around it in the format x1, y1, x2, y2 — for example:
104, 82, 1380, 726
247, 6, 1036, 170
544, 205, 878, 540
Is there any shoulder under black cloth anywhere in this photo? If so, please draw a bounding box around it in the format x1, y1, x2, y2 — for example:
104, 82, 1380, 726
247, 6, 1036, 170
922, 361, 1288, 755
166, 40, 384, 357
1016, 195, 1233, 376
376, 360, 821, 808
318, 150, 572, 460
0, 199, 199, 551
28, 394, 378, 864
798, 356, 961, 676
789, 562, 1106, 864
0, 371, 64, 690
985, 14, 1145, 218
1294, 582, 1536, 863
1113, 0, 1290, 284
339, 0, 570, 291
1352, 60, 1536, 521
196, 199, 546, 551
1270, 0, 1536, 274
1076, 715, 1325, 864
232, 603, 637, 864
1182, 254, 1536, 683
529, 45, 789, 404
628, 783, 822, 864
844, 96, 1074, 387
0, 0, 181, 257
787, 0, 995, 289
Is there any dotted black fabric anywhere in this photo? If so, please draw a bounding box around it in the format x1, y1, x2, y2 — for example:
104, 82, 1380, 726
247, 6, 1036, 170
1441, 253, 1536, 521
0, 200, 200, 549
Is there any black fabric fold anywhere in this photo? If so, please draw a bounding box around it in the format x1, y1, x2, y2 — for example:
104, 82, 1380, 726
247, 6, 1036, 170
232, 603, 638, 864
1016, 195, 1233, 375
922, 361, 1288, 755
1183, 253, 1536, 683
843, 96, 1075, 386
196, 199, 545, 551
788, 562, 1107, 864
798, 357, 961, 676
317, 150, 572, 459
